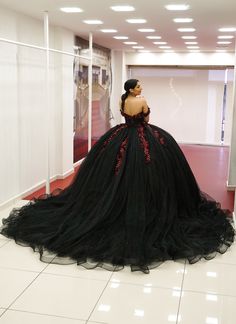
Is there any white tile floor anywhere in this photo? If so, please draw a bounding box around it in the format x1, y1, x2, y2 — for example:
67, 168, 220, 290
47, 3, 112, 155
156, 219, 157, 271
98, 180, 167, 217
0, 201, 236, 324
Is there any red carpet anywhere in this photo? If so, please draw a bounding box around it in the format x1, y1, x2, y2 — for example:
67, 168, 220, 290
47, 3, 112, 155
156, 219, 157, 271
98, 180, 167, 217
24, 144, 234, 212
73, 100, 110, 162
180, 144, 234, 211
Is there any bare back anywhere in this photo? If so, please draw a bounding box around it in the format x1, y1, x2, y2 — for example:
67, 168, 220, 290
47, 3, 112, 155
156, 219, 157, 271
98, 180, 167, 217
122, 96, 149, 116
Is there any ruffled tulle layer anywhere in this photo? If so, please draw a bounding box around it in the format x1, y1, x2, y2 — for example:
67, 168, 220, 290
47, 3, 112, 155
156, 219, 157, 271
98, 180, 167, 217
1, 122, 235, 274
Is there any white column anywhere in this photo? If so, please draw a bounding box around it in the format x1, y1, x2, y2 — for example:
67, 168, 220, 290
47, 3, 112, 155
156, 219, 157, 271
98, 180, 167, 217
228, 35, 236, 190
110, 50, 126, 126
88, 32, 93, 150
44, 11, 50, 194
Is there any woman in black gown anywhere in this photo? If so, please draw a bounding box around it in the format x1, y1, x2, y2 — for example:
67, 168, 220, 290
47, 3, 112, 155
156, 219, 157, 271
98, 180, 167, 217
1, 79, 235, 274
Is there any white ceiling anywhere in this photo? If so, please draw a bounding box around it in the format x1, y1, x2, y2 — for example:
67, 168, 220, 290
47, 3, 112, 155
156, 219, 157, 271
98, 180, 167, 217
0, 0, 236, 53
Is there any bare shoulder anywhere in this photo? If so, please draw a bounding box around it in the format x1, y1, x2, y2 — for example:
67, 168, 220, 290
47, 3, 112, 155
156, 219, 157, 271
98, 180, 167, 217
136, 96, 148, 112
136, 96, 147, 103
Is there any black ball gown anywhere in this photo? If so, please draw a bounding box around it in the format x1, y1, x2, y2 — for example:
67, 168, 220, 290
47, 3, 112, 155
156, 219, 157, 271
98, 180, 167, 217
1, 108, 235, 273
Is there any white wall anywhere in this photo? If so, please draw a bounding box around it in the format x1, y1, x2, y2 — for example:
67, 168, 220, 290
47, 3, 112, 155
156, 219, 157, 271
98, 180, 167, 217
129, 67, 233, 145
228, 47, 236, 188
110, 51, 234, 145
0, 6, 74, 206
125, 51, 235, 66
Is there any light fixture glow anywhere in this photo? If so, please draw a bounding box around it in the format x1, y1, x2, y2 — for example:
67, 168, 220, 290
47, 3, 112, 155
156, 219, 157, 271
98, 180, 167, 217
168, 314, 178, 322
83, 20, 103, 24
146, 36, 162, 39
138, 29, 155, 32
173, 18, 193, 23
110, 5, 135, 11
206, 271, 217, 278
172, 290, 181, 297
217, 35, 234, 39
206, 317, 218, 324
113, 36, 129, 39
219, 27, 236, 32
178, 28, 196, 32
134, 309, 144, 317
60, 7, 83, 13
143, 287, 152, 293
181, 36, 197, 39
126, 19, 147, 24
185, 41, 198, 44
165, 4, 190, 11
100, 29, 117, 33
110, 282, 120, 288
206, 294, 218, 301
159, 46, 171, 49
217, 41, 232, 44
124, 41, 137, 44
98, 304, 111, 312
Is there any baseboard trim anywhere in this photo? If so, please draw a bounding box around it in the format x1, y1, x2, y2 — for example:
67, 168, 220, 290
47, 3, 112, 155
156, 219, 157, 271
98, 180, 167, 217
178, 142, 230, 147
0, 195, 27, 210
73, 158, 85, 168
0, 168, 77, 211
226, 181, 236, 191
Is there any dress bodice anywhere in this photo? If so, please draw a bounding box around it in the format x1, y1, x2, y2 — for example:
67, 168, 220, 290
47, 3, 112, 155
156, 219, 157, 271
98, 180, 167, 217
121, 108, 150, 125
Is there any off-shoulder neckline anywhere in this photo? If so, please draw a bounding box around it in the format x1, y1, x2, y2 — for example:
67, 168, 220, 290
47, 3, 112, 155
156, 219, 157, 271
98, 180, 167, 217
121, 111, 143, 118
120, 107, 150, 118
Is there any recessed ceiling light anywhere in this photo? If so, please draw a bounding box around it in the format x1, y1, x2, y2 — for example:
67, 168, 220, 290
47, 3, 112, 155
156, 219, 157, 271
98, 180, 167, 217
110, 5, 135, 12
132, 46, 144, 49
187, 46, 200, 49
189, 50, 200, 53
60, 7, 83, 13
124, 41, 138, 44
153, 41, 167, 45
173, 18, 193, 23
146, 36, 162, 39
215, 49, 227, 53
165, 4, 190, 11
217, 41, 232, 44
185, 41, 198, 44
178, 28, 196, 32
181, 36, 197, 39
113, 36, 129, 39
218, 27, 236, 32
217, 35, 234, 39
159, 46, 171, 49
138, 29, 155, 32
163, 50, 175, 53
83, 20, 103, 24
126, 19, 147, 24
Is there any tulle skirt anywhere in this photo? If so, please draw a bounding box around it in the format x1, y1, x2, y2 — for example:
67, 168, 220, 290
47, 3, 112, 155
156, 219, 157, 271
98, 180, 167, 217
1, 122, 235, 273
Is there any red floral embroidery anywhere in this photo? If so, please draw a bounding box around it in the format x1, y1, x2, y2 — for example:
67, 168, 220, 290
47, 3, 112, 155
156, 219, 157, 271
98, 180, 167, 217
137, 125, 151, 163
154, 130, 165, 145
115, 138, 128, 175
102, 124, 127, 151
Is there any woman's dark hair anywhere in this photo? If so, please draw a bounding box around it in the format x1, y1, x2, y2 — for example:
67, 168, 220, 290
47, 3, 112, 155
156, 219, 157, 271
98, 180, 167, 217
120, 79, 139, 111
